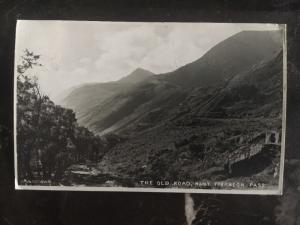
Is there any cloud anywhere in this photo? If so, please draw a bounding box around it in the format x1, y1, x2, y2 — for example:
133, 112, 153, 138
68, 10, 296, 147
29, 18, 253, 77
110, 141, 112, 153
93, 24, 164, 79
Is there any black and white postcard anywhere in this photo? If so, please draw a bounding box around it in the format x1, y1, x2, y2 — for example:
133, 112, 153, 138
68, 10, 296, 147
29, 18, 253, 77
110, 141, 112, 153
14, 21, 286, 194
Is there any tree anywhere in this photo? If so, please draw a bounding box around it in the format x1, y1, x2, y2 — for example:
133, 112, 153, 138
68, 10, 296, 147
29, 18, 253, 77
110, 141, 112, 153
17, 50, 106, 184
17, 49, 43, 180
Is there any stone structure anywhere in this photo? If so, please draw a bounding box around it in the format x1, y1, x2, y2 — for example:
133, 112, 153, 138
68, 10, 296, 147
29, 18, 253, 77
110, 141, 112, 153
225, 130, 281, 175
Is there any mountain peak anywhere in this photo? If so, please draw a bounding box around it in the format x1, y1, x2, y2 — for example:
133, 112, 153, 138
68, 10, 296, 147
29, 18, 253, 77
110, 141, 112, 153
119, 67, 155, 84
132, 67, 154, 74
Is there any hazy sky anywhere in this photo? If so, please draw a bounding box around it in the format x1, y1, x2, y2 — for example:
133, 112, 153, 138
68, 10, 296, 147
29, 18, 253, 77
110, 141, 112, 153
15, 21, 280, 102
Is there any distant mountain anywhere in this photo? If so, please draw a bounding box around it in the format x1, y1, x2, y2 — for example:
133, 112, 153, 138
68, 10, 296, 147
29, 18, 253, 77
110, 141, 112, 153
118, 68, 154, 83
58, 67, 154, 126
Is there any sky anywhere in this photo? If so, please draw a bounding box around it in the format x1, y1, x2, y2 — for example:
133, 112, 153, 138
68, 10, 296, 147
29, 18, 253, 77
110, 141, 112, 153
15, 21, 281, 103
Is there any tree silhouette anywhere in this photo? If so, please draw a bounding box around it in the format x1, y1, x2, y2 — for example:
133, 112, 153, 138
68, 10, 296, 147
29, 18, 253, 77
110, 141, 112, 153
17, 50, 105, 185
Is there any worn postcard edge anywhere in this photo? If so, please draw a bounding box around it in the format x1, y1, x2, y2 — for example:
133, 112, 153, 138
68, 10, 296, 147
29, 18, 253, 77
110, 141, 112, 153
13, 21, 287, 195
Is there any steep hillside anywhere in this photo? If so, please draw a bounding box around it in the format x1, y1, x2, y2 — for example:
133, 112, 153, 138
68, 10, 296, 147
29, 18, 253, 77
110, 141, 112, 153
89, 79, 187, 135
174, 51, 284, 120
214, 51, 283, 118
159, 30, 282, 89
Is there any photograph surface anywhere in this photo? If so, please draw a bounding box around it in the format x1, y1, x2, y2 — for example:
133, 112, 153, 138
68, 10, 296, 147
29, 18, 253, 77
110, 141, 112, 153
14, 21, 286, 194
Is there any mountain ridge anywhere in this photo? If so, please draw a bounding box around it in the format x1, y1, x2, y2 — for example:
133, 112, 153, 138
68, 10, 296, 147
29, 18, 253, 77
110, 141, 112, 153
58, 67, 156, 122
